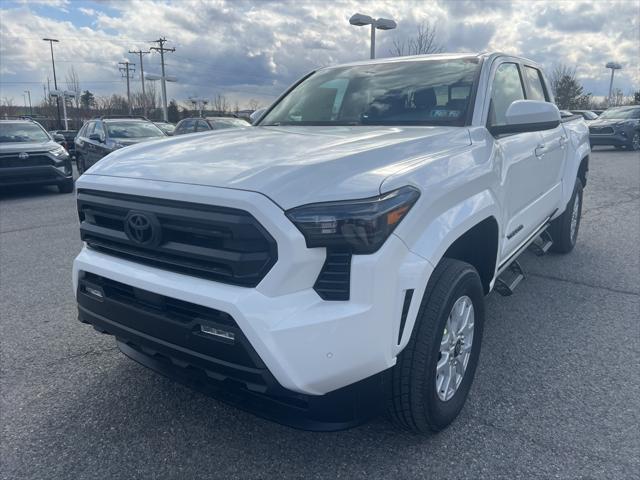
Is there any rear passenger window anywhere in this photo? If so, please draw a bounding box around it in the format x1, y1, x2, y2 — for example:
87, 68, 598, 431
524, 66, 548, 101
489, 63, 525, 126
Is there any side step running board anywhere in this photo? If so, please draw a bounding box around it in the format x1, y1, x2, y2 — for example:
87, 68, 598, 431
528, 230, 553, 256
494, 260, 524, 296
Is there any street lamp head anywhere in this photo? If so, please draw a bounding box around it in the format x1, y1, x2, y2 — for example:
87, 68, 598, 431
375, 18, 397, 30
606, 62, 622, 70
349, 13, 374, 26
42, 38, 59, 42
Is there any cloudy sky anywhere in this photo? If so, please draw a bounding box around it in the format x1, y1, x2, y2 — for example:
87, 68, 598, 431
1, 0, 638, 108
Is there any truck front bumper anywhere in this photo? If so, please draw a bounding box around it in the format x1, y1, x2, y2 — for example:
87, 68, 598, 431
72, 176, 433, 429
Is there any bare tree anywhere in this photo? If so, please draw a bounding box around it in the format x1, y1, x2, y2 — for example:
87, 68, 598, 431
145, 80, 158, 110
212, 94, 230, 114
389, 21, 443, 57
247, 99, 261, 111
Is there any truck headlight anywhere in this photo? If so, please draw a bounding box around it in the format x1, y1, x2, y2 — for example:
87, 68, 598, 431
286, 186, 420, 254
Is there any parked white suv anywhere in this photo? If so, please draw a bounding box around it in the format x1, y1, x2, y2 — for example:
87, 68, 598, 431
73, 52, 590, 432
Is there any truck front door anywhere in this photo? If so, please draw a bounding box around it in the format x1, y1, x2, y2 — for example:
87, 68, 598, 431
487, 61, 550, 261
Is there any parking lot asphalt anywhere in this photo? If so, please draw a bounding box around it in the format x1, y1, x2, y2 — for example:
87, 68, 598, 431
1, 147, 639, 480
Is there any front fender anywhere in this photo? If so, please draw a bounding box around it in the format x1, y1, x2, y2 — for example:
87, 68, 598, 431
394, 189, 501, 270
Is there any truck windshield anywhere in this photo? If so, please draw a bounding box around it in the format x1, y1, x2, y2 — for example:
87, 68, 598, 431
260, 58, 480, 127
0, 123, 50, 143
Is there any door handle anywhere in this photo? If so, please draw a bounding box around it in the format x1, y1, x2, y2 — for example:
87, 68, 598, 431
535, 144, 547, 157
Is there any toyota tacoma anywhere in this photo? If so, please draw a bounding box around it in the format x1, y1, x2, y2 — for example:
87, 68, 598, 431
73, 52, 590, 432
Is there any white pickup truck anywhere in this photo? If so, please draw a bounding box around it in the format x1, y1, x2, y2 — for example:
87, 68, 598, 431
73, 52, 590, 432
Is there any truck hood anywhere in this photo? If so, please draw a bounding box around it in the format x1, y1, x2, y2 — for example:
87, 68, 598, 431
0, 140, 58, 153
84, 125, 470, 209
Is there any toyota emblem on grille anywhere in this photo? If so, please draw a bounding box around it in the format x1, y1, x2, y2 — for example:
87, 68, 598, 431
18, 152, 29, 160
124, 211, 161, 246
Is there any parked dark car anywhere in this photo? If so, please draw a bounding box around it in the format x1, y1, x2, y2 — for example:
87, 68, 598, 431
588, 106, 640, 150
49, 129, 79, 158
154, 122, 176, 135
75, 116, 166, 173
0, 119, 74, 193
173, 116, 251, 136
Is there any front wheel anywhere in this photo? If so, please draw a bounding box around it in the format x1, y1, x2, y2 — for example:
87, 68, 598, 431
58, 177, 75, 194
549, 179, 583, 253
387, 258, 485, 433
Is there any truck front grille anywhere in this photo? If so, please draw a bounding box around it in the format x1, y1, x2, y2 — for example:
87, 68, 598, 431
77, 189, 277, 287
589, 126, 614, 135
0, 153, 53, 168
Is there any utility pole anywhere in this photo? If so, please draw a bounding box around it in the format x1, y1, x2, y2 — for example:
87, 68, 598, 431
119, 61, 136, 115
42, 38, 62, 128
150, 37, 175, 122
129, 48, 150, 117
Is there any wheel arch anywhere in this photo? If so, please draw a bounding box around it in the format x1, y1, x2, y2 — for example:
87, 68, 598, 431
441, 216, 499, 294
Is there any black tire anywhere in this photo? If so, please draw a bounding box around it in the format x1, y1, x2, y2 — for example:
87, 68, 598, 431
549, 179, 583, 254
58, 177, 75, 194
387, 258, 485, 433
630, 131, 640, 151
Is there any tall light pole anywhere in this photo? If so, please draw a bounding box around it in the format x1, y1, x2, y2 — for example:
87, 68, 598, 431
349, 13, 397, 59
42, 38, 62, 128
605, 62, 622, 107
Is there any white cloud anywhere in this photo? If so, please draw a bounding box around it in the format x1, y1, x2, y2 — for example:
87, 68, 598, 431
0, 0, 638, 107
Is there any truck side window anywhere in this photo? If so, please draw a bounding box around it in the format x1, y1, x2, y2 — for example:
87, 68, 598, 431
523, 66, 548, 101
489, 63, 525, 126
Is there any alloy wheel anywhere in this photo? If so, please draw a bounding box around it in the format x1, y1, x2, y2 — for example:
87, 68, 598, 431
436, 295, 475, 402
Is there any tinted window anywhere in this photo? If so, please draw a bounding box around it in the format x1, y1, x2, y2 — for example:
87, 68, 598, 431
489, 63, 525, 126
0, 122, 50, 143
209, 118, 250, 129
599, 107, 640, 120
195, 120, 210, 131
260, 58, 480, 126
84, 121, 96, 137
175, 119, 195, 134
105, 121, 164, 139
523, 66, 547, 101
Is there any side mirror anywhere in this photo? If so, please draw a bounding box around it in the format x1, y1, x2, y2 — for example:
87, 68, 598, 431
88, 133, 104, 142
53, 133, 65, 143
490, 100, 560, 136
250, 107, 267, 125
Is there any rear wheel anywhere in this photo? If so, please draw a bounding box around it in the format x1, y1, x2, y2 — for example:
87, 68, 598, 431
549, 179, 583, 253
387, 258, 485, 433
630, 132, 640, 151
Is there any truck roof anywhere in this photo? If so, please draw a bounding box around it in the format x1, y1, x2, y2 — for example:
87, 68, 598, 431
322, 51, 541, 70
